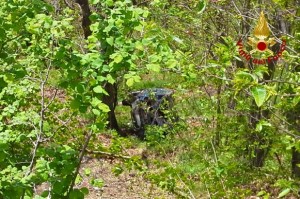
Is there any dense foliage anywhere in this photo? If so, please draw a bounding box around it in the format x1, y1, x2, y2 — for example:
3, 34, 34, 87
0, 0, 299, 198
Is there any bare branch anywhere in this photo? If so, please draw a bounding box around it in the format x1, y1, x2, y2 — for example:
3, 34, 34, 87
66, 124, 95, 197
64, 0, 74, 9
85, 149, 131, 159
264, 79, 300, 86
44, 88, 58, 110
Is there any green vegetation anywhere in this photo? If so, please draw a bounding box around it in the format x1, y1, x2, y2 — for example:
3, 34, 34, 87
0, 0, 299, 198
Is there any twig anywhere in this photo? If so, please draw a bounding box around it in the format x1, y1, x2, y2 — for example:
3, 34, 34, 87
26, 61, 52, 175
24, 76, 41, 82
269, 109, 300, 139
264, 79, 300, 86
274, 152, 283, 169
0, 35, 23, 53
210, 140, 218, 166
21, 52, 53, 199
44, 88, 58, 110
64, 0, 74, 9
231, 0, 243, 19
85, 149, 131, 159
66, 127, 94, 197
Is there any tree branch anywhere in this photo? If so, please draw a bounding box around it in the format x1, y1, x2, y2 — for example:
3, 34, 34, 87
66, 126, 94, 197
85, 149, 131, 159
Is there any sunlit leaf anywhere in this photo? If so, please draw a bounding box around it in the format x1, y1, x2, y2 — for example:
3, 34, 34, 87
91, 178, 104, 188
251, 86, 267, 107
97, 102, 110, 113
106, 37, 114, 46
110, 53, 123, 63
93, 85, 107, 94
278, 188, 290, 198
146, 64, 160, 72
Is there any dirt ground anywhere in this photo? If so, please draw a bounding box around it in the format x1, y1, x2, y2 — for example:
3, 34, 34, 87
78, 158, 175, 199
75, 134, 175, 199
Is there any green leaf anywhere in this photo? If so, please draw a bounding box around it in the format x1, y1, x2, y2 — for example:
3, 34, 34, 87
93, 86, 107, 94
172, 36, 183, 44
197, 0, 206, 14
149, 54, 161, 63
251, 86, 267, 107
166, 59, 177, 69
75, 175, 82, 184
97, 102, 110, 113
126, 78, 134, 87
84, 168, 91, 176
255, 120, 272, 132
254, 66, 268, 80
106, 0, 114, 6
235, 71, 256, 82
106, 74, 115, 84
0, 150, 6, 162
91, 178, 104, 188
134, 24, 143, 32
135, 41, 144, 51
70, 189, 84, 199
257, 190, 267, 196
92, 109, 101, 116
278, 188, 290, 198
34, 195, 47, 199
112, 165, 124, 176
80, 187, 89, 195
0, 28, 5, 38
106, 37, 114, 46
91, 97, 102, 107
110, 53, 123, 63
70, 97, 81, 109
0, 77, 8, 92
91, 0, 100, 5
76, 83, 85, 94
146, 64, 160, 72
233, 55, 242, 61
124, 73, 141, 87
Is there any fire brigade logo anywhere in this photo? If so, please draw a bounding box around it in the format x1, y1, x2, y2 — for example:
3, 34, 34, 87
237, 11, 286, 65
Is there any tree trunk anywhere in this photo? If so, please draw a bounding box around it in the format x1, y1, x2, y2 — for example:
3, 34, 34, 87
102, 83, 120, 132
287, 102, 300, 177
214, 84, 222, 146
249, 109, 270, 167
292, 147, 300, 178
75, 0, 92, 39
275, 4, 300, 177
74, 0, 120, 132
249, 39, 279, 167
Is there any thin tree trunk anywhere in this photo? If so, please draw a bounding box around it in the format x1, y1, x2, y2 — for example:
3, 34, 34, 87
75, 0, 120, 132
275, 4, 300, 177
287, 102, 300, 177
248, 47, 278, 167
292, 146, 300, 178
249, 109, 271, 167
215, 84, 222, 146
75, 0, 91, 39
102, 82, 120, 132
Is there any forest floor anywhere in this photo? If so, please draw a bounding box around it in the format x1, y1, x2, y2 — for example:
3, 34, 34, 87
79, 158, 175, 199
77, 134, 176, 199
